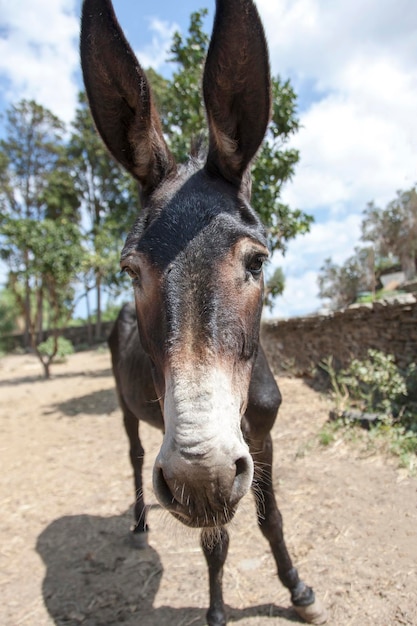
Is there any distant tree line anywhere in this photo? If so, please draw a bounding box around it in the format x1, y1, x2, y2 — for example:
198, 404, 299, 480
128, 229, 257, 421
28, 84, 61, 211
318, 187, 417, 311
0, 9, 311, 376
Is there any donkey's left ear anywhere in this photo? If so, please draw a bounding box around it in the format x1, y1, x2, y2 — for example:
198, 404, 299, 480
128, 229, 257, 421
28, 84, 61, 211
80, 0, 176, 194
203, 0, 271, 192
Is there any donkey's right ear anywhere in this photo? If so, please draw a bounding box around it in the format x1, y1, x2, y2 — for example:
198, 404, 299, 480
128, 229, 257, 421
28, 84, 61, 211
80, 0, 176, 194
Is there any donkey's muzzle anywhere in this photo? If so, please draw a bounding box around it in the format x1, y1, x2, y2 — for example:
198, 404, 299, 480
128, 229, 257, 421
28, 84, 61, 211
153, 451, 253, 528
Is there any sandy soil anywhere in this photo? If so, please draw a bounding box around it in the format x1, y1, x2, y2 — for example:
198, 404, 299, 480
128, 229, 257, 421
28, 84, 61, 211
1, 348, 416, 626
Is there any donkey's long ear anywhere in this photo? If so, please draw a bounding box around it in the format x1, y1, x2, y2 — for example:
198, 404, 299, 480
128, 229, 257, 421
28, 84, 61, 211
203, 0, 271, 189
80, 0, 176, 194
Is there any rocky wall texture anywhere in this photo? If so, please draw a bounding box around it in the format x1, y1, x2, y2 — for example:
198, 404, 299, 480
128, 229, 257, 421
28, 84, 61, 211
3, 321, 115, 351
261, 295, 417, 375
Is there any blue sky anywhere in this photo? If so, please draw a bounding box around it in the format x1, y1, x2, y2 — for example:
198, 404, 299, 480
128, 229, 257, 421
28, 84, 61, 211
1, 0, 417, 318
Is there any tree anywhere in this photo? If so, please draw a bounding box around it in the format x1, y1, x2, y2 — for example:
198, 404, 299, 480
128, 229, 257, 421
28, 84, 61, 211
317, 186, 417, 311
0, 100, 85, 369
0, 288, 19, 352
148, 9, 312, 256
317, 247, 374, 311
0, 100, 67, 346
264, 267, 286, 311
2, 214, 83, 377
159, 9, 210, 162
362, 187, 417, 280
69, 92, 140, 339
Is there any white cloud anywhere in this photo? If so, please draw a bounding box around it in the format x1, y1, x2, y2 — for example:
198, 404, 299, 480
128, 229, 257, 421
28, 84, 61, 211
264, 270, 322, 319
259, 0, 417, 86
265, 213, 363, 318
0, 0, 80, 124
280, 214, 363, 269
134, 18, 179, 71
283, 83, 417, 213
256, 0, 417, 315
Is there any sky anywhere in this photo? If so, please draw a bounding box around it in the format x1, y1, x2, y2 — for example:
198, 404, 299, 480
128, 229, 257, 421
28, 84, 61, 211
0, 0, 416, 319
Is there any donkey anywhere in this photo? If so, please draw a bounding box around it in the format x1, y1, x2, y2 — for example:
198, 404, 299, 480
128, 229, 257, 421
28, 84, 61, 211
80, 0, 326, 624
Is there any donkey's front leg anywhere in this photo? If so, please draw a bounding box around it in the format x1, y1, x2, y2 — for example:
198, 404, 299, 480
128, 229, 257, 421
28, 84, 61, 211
122, 405, 148, 548
251, 434, 327, 625
201, 527, 229, 626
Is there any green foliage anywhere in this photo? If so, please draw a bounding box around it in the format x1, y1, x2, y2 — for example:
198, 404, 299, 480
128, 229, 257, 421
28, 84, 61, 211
318, 247, 375, 310
100, 301, 125, 322
320, 350, 417, 471
0, 288, 19, 351
356, 288, 406, 304
158, 9, 210, 162
338, 350, 407, 420
0, 99, 85, 375
1, 216, 84, 315
318, 422, 339, 447
264, 266, 285, 310
69, 91, 139, 334
0, 100, 66, 220
38, 336, 74, 363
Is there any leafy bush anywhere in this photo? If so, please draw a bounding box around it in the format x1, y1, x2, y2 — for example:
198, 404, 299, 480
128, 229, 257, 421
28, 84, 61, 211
37, 336, 74, 363
321, 350, 412, 424
339, 350, 407, 422
320, 350, 417, 470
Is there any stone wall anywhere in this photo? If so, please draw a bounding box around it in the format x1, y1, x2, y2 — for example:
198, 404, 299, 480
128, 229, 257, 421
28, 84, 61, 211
5, 297, 417, 376
2, 321, 115, 352
261, 295, 417, 376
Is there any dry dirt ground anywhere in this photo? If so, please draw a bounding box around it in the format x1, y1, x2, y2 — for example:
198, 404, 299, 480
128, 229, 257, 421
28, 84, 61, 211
1, 348, 416, 626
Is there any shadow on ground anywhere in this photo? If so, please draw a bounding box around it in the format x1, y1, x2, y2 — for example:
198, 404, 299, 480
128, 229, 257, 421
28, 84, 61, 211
0, 366, 113, 388
47, 388, 118, 417
36, 510, 301, 626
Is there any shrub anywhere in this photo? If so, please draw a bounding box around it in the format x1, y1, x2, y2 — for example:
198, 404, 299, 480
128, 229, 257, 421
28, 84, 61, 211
320, 350, 417, 470
338, 350, 407, 423
37, 336, 74, 363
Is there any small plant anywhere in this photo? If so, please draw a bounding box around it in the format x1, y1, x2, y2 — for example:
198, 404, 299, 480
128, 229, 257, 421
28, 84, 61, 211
389, 427, 417, 467
321, 350, 408, 424
319, 350, 417, 472
37, 336, 74, 363
339, 350, 407, 423
318, 426, 335, 447
319, 355, 350, 415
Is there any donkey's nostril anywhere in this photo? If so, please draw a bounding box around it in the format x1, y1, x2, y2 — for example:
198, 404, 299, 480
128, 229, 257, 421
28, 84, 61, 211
153, 466, 175, 507
235, 456, 249, 477
231, 454, 254, 504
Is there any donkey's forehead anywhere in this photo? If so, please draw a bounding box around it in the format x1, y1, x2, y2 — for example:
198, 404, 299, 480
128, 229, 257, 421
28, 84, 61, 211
137, 211, 266, 272
123, 169, 267, 269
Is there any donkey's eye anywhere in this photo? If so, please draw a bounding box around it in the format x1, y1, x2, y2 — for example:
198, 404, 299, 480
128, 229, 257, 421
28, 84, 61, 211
246, 254, 265, 278
121, 265, 140, 282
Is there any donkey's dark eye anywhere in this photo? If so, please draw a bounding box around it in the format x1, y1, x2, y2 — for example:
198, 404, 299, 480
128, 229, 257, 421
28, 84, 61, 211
246, 255, 265, 278
121, 265, 140, 282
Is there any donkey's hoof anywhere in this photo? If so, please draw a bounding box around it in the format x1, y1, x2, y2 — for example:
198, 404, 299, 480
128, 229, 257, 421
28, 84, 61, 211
130, 530, 148, 550
293, 598, 327, 624
206, 607, 226, 626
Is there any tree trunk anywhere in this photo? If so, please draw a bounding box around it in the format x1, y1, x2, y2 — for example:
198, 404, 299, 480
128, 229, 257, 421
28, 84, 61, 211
95, 274, 102, 341
36, 288, 44, 345
85, 289, 93, 346
24, 274, 31, 350
42, 359, 51, 379
401, 254, 416, 281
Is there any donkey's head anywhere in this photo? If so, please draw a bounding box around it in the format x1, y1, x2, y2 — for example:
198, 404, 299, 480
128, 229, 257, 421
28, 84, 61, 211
81, 0, 271, 528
